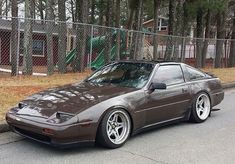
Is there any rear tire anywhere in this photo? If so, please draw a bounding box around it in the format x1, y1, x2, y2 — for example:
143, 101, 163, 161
190, 92, 211, 123
97, 109, 131, 149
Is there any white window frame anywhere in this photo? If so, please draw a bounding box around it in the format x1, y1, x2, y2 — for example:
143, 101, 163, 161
10, 39, 46, 59
20, 39, 45, 57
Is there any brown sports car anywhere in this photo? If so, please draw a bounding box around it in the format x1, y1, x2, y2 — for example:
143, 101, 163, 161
6, 61, 224, 149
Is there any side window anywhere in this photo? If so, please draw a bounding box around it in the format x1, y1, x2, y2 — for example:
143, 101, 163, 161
153, 65, 184, 86
186, 66, 205, 80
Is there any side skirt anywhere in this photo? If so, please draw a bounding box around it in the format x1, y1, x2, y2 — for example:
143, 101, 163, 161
131, 116, 187, 136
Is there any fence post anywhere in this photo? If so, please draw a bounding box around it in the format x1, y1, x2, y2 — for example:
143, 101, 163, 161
89, 25, 94, 70
16, 18, 20, 75
181, 37, 186, 62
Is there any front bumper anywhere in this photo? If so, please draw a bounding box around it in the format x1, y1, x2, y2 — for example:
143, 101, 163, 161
6, 113, 97, 148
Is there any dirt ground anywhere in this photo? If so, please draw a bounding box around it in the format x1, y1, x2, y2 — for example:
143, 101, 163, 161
1, 68, 235, 121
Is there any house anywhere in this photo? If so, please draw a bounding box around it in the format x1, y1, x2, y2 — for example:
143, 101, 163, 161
0, 19, 76, 66
143, 16, 169, 35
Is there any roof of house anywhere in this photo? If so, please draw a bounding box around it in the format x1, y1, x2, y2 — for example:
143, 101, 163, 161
143, 16, 169, 25
0, 19, 60, 34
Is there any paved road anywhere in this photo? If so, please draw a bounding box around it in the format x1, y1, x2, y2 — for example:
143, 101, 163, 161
1, 89, 235, 164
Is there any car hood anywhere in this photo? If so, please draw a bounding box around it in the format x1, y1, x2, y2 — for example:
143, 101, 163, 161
16, 82, 137, 118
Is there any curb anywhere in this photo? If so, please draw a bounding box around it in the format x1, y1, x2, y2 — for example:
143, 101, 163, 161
222, 82, 235, 90
0, 82, 235, 134
0, 120, 9, 133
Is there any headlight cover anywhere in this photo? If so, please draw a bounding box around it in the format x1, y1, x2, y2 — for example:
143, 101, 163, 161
47, 111, 76, 124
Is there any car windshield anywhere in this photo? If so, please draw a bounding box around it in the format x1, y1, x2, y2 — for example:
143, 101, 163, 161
86, 62, 154, 89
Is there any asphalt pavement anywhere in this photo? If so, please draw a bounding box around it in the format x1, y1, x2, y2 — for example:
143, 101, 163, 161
0, 89, 235, 164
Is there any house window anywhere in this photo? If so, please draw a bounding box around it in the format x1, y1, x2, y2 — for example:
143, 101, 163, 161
159, 19, 168, 31
20, 39, 45, 57
147, 27, 152, 32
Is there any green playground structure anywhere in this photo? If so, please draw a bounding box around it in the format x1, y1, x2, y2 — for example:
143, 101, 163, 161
62, 30, 127, 70
91, 45, 118, 70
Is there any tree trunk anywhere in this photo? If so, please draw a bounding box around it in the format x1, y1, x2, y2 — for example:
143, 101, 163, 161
153, 0, 161, 60
229, 11, 235, 67
11, 0, 18, 76
23, 0, 33, 75
46, 0, 54, 75
127, 9, 135, 30
5, 0, 8, 17
71, 0, 75, 23
215, 11, 226, 68
180, 1, 189, 62
104, 0, 113, 64
90, 0, 95, 24
129, 0, 143, 60
202, 9, 211, 68
165, 0, 176, 61
0, 0, 3, 18
38, 0, 44, 23
31, 0, 36, 19
172, 0, 184, 61
58, 0, 67, 73
195, 8, 204, 68
135, 0, 144, 60
115, 0, 121, 60
75, 0, 81, 22
73, 0, 88, 72
99, 0, 105, 26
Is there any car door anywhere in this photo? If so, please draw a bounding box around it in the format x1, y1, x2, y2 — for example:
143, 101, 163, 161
144, 64, 191, 126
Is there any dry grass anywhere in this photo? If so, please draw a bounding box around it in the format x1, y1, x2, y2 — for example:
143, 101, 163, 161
202, 67, 235, 84
1, 68, 235, 121
0, 72, 90, 121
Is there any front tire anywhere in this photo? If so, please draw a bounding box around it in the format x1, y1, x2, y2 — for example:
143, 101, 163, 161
190, 93, 211, 123
97, 109, 131, 149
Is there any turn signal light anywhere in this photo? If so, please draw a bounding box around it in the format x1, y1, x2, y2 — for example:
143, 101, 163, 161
42, 128, 55, 135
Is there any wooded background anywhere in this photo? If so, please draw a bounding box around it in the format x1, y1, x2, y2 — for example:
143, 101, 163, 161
0, 0, 235, 76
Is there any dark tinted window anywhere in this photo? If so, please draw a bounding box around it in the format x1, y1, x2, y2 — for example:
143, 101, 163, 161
87, 62, 154, 88
186, 66, 205, 80
154, 65, 184, 85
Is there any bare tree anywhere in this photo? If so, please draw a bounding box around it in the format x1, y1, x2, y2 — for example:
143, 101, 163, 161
172, 0, 184, 61
135, 0, 144, 60
104, 0, 113, 64
195, 7, 204, 68
0, 0, 3, 17
164, 0, 176, 61
215, 10, 226, 68
46, 0, 54, 75
11, 0, 18, 76
180, 1, 190, 62
70, 0, 75, 22
98, 0, 105, 26
127, 0, 137, 30
31, 0, 36, 19
229, 9, 235, 67
5, 0, 8, 17
23, 0, 33, 75
153, 0, 161, 60
115, 0, 121, 60
58, 0, 67, 73
201, 8, 211, 68
75, 0, 81, 22
130, 0, 144, 60
73, 0, 89, 72
90, 0, 96, 24
37, 0, 45, 22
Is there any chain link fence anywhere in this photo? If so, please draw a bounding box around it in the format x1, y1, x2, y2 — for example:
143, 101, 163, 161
0, 17, 234, 76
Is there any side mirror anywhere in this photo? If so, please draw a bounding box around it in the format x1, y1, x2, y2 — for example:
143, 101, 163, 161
149, 83, 167, 91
